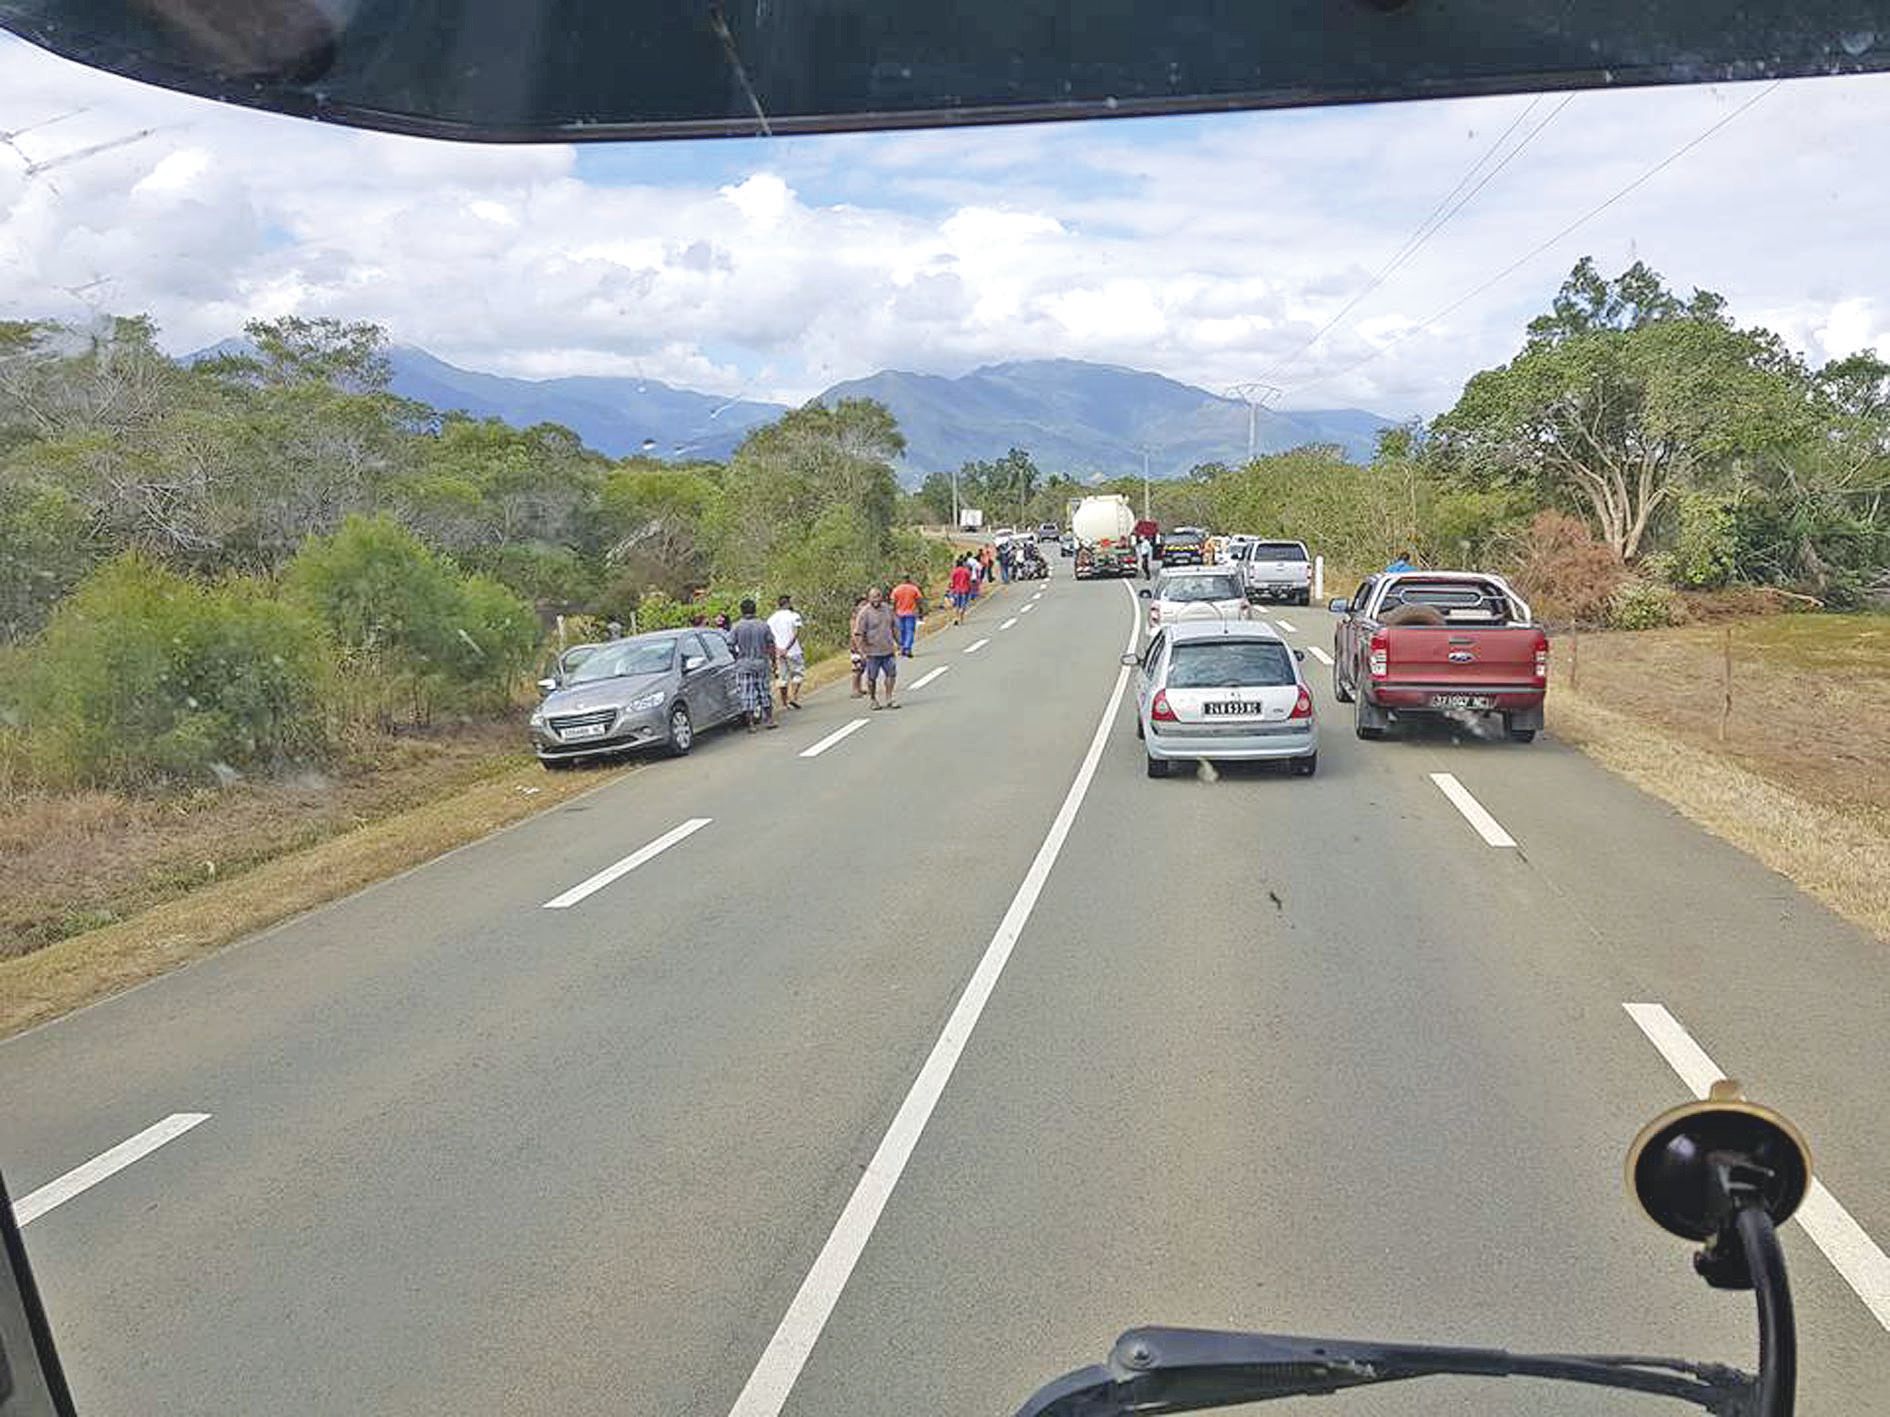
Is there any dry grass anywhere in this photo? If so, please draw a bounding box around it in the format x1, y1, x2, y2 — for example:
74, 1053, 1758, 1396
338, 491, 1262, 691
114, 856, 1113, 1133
1550, 614, 1890, 942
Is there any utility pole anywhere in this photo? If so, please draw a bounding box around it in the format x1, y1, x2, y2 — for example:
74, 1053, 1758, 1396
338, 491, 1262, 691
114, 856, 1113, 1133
1224, 382, 1281, 463
1142, 446, 1151, 520
951, 464, 960, 529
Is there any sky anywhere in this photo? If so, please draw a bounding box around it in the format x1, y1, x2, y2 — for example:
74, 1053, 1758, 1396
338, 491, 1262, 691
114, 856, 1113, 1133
5, 31, 1890, 419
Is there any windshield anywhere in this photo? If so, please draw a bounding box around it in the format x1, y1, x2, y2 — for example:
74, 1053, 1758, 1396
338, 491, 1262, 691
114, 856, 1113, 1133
1162, 575, 1243, 602
565, 639, 676, 684
1167, 640, 1295, 688
3, 23, 1888, 1417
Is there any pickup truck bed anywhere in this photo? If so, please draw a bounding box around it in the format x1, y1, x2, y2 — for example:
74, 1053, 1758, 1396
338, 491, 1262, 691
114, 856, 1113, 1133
1331, 572, 1547, 742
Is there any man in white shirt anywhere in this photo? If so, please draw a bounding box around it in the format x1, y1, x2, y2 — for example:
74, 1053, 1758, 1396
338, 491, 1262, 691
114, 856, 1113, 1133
767, 593, 807, 710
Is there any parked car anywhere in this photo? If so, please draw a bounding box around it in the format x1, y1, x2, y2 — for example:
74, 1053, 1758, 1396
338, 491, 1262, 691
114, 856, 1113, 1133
1159, 525, 1208, 566
529, 628, 746, 767
1125, 619, 1318, 778
1059, 532, 1078, 557
1239, 539, 1313, 605
1037, 522, 1060, 541
1216, 534, 1257, 565
1139, 566, 1249, 638
1330, 570, 1547, 742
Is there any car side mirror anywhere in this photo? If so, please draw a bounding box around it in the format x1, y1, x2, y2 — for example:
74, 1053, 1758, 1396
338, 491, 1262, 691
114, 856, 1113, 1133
683, 655, 707, 673
537, 677, 558, 694
1294, 648, 1305, 662
1138, 588, 1151, 598
1328, 599, 1350, 614
1119, 652, 1140, 667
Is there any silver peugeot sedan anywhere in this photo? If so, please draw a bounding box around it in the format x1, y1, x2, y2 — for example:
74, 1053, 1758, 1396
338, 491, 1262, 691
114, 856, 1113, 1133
530, 628, 744, 768
1123, 619, 1318, 778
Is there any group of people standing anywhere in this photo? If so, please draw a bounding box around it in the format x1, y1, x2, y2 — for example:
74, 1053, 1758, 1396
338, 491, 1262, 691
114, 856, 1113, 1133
718, 593, 809, 732
947, 547, 993, 624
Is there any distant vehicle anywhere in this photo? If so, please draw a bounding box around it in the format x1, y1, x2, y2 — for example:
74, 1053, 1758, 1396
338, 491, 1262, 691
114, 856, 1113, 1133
1071, 494, 1138, 578
1125, 619, 1318, 778
1159, 525, 1208, 566
1330, 570, 1547, 742
1216, 533, 1258, 565
1238, 539, 1312, 605
959, 508, 985, 531
529, 629, 747, 767
1058, 532, 1078, 557
991, 526, 1017, 544
1012, 541, 1050, 579
1139, 566, 1249, 637
1037, 522, 1060, 541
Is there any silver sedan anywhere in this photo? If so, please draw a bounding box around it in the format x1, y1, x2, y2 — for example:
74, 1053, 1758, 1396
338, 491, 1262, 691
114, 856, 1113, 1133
1124, 620, 1318, 778
529, 629, 745, 767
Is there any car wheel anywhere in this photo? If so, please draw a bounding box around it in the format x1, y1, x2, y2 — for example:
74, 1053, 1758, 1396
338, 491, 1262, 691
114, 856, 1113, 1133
1146, 753, 1170, 778
1332, 666, 1355, 703
1354, 695, 1385, 741
665, 703, 694, 756
1291, 751, 1318, 776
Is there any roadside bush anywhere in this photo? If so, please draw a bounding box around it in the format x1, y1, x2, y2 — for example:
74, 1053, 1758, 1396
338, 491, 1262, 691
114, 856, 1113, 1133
1607, 579, 1687, 630
1506, 512, 1628, 625
286, 514, 538, 717
17, 555, 331, 788
1671, 492, 1740, 588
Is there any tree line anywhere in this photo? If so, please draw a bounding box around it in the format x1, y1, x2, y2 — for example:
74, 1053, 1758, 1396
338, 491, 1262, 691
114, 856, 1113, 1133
0, 316, 942, 789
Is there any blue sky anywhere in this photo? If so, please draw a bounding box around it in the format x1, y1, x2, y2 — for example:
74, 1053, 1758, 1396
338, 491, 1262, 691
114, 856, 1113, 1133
7, 30, 1890, 418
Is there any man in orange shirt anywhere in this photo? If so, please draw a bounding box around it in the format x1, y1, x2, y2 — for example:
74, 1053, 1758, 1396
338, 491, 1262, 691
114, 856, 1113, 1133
890, 572, 924, 657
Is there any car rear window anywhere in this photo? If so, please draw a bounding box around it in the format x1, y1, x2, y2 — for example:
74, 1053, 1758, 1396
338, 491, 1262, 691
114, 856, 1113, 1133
1162, 575, 1243, 602
1251, 542, 1308, 561
1168, 640, 1296, 688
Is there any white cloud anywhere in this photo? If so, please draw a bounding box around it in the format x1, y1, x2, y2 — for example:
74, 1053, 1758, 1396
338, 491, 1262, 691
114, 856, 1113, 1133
7, 32, 1890, 420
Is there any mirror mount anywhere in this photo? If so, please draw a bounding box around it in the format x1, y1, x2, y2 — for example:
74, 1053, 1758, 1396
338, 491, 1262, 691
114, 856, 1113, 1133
1328, 598, 1350, 614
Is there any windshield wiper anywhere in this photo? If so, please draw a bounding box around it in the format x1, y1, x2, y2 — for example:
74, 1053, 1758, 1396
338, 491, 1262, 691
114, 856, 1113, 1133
1013, 1326, 1757, 1416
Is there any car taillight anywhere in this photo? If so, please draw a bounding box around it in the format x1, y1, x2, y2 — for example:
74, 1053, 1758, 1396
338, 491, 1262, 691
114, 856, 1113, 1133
1534, 634, 1549, 681
1150, 689, 1178, 721
1368, 629, 1389, 679
1289, 685, 1314, 720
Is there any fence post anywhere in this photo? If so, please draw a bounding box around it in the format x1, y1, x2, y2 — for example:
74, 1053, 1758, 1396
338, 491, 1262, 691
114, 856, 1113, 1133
1313, 554, 1325, 601
1719, 626, 1733, 742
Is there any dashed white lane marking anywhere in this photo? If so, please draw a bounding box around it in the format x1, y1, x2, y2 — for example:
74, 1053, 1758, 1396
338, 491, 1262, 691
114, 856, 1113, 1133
798, 718, 870, 760
1306, 645, 1333, 666
1427, 772, 1517, 848
1624, 1003, 1890, 1333
1019, 604, 1035, 614
963, 638, 990, 654
908, 666, 949, 691
15, 1113, 212, 1226
724, 570, 1140, 1417
1000, 617, 1018, 630
1275, 617, 1299, 632
542, 818, 713, 908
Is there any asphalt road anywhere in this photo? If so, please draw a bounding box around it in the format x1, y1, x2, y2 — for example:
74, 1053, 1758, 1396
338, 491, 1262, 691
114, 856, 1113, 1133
3, 568, 1886, 1415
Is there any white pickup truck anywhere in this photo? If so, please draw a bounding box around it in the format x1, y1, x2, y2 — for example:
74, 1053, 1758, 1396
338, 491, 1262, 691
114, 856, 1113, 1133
1230, 539, 1312, 605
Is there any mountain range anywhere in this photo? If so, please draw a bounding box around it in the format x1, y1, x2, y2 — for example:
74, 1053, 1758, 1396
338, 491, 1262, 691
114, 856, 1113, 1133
194, 342, 1395, 476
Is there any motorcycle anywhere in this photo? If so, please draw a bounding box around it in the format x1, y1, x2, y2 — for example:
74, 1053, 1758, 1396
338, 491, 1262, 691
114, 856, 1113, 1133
1016, 1081, 1811, 1416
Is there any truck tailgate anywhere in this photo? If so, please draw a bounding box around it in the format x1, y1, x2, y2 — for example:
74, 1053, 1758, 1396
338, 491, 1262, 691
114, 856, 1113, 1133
1386, 626, 1542, 687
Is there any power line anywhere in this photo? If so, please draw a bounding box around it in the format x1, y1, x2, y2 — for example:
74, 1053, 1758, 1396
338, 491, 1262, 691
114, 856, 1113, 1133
1281, 80, 1782, 400
1262, 93, 1570, 386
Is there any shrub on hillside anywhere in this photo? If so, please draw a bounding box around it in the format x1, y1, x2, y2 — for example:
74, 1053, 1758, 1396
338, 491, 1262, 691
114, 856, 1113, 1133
1506, 512, 1628, 625
17, 556, 331, 788
1607, 579, 1687, 630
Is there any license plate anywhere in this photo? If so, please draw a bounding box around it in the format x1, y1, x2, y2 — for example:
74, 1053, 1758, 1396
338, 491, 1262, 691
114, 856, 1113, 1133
1428, 694, 1494, 710
563, 722, 609, 739
1202, 701, 1266, 716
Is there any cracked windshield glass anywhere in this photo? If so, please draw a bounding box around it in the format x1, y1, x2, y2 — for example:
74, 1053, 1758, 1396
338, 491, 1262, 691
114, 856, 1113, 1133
0, 15, 1886, 1417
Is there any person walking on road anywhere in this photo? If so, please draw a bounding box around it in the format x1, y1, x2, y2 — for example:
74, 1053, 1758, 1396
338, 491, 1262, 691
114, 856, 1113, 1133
729, 598, 778, 731
853, 586, 901, 710
767, 593, 806, 710
890, 573, 924, 657
948, 558, 973, 624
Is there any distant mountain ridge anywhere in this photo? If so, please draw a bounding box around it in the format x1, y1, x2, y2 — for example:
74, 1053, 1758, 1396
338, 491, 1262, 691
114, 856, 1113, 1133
187, 342, 1394, 475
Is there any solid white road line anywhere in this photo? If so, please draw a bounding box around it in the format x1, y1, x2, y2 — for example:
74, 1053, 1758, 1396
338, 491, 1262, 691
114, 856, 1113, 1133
908, 666, 949, 691
725, 584, 1140, 1417
963, 638, 990, 654
15, 1113, 211, 1226
1275, 617, 1299, 632
1000, 617, 1018, 630
1624, 1003, 1890, 1333
1306, 645, 1334, 666
798, 718, 870, 760
541, 818, 712, 908
1427, 772, 1518, 848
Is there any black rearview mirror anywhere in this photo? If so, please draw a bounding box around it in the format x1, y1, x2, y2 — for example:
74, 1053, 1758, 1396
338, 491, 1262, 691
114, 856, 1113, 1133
1628, 1081, 1811, 1242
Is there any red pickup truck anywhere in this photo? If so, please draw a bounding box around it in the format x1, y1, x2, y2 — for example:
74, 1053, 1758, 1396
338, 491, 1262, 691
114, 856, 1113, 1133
1330, 571, 1547, 742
